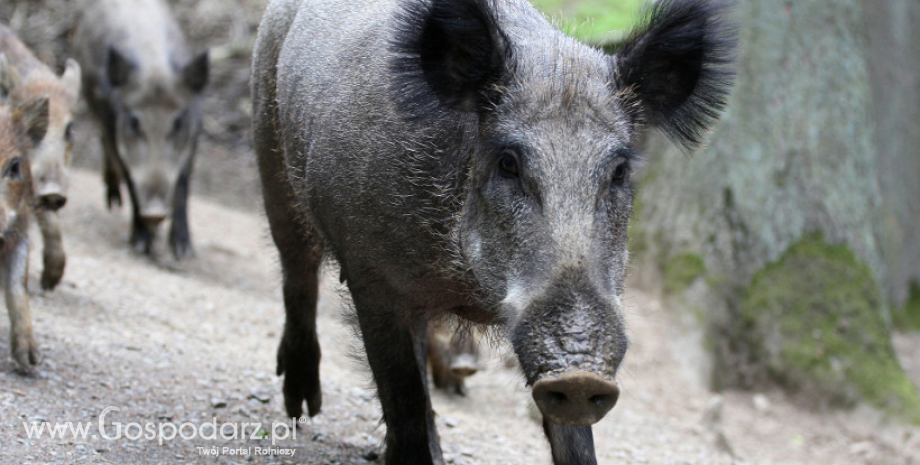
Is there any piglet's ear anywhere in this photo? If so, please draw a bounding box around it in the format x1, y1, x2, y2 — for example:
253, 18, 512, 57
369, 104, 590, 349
0, 53, 22, 101
13, 95, 50, 147
614, 0, 737, 151
61, 58, 82, 103
107, 46, 134, 88
182, 50, 209, 94
393, 0, 511, 114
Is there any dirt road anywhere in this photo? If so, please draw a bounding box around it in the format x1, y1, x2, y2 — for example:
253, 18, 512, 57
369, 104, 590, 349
0, 168, 917, 465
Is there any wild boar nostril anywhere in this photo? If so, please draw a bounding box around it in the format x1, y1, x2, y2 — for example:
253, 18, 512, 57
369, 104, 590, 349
547, 390, 567, 405
40, 194, 67, 211
532, 371, 620, 427
590, 392, 617, 408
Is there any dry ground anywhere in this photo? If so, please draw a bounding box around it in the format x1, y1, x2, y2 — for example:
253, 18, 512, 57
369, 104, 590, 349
1, 0, 920, 464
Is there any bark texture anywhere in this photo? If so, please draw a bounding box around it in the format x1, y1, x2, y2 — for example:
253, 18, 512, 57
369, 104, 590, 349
631, 0, 920, 420
864, 0, 920, 322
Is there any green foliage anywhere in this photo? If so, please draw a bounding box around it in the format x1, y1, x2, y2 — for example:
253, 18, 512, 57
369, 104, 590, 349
742, 234, 920, 423
893, 281, 920, 331
663, 253, 707, 295
529, 0, 643, 44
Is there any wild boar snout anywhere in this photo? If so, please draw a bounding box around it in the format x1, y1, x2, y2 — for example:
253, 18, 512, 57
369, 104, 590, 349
532, 371, 620, 426
509, 267, 627, 424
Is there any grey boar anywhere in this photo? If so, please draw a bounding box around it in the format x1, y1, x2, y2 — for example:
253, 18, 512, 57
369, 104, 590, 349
0, 95, 49, 371
72, 0, 208, 258
251, 0, 736, 463
427, 325, 481, 396
0, 24, 81, 290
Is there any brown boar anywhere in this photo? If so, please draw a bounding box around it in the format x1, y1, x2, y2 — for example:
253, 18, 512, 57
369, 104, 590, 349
427, 325, 481, 396
0, 95, 49, 371
72, 0, 208, 258
0, 24, 81, 290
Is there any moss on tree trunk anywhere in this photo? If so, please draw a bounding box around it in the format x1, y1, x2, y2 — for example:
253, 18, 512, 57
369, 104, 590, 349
742, 235, 920, 422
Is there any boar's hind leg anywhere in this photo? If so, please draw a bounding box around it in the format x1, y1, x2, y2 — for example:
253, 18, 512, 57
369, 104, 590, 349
273, 230, 323, 418
543, 420, 598, 465
35, 209, 65, 290
168, 160, 194, 259
354, 303, 442, 464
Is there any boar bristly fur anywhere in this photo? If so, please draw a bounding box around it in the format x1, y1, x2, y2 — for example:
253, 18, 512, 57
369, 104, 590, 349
252, 0, 737, 463
73, 0, 208, 259
0, 24, 81, 290
0, 95, 49, 372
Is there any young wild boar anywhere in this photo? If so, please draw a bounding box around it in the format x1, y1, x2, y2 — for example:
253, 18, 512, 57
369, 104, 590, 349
252, 0, 736, 463
72, 0, 208, 258
0, 96, 49, 371
427, 324, 481, 396
0, 24, 81, 290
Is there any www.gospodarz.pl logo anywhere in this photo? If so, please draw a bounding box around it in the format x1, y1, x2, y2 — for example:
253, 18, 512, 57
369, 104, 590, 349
23, 406, 303, 447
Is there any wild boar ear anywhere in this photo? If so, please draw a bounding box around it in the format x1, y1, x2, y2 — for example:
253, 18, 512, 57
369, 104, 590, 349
0, 53, 22, 101
613, 0, 737, 151
61, 58, 82, 103
106, 46, 134, 88
182, 50, 209, 94
392, 0, 511, 114
13, 95, 50, 147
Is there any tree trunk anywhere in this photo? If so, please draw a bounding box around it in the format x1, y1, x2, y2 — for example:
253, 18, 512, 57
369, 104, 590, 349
864, 0, 920, 325
630, 0, 920, 421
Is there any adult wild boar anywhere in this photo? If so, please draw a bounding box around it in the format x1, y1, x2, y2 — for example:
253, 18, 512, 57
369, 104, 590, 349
0, 24, 81, 290
0, 95, 50, 371
73, 0, 208, 258
252, 0, 736, 463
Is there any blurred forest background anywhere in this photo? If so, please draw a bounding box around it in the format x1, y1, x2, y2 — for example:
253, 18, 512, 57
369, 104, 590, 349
2, 0, 919, 437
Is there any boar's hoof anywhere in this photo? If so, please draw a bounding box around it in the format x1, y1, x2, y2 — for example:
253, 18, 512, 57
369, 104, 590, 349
169, 230, 194, 260
532, 371, 619, 427
40, 266, 64, 291
106, 186, 122, 210
12, 337, 41, 373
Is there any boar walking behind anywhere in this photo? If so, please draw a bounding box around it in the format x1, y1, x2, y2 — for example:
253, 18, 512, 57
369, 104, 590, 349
0, 96, 49, 371
0, 25, 81, 290
73, 0, 208, 258
427, 324, 481, 396
252, 0, 736, 463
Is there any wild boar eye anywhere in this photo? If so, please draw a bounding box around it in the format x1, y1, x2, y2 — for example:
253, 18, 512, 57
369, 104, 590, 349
612, 160, 630, 187
4, 157, 22, 179
171, 114, 185, 135
497, 152, 520, 179
128, 114, 141, 134
64, 122, 74, 142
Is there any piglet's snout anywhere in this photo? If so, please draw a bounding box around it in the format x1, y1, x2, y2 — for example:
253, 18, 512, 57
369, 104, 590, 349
532, 371, 619, 427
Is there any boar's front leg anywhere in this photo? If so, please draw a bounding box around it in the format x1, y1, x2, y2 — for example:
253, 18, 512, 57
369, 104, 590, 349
168, 159, 194, 259
35, 208, 65, 290
129, 209, 156, 255
4, 238, 40, 371
102, 144, 122, 209
543, 420, 598, 465
87, 90, 122, 210
353, 298, 442, 464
